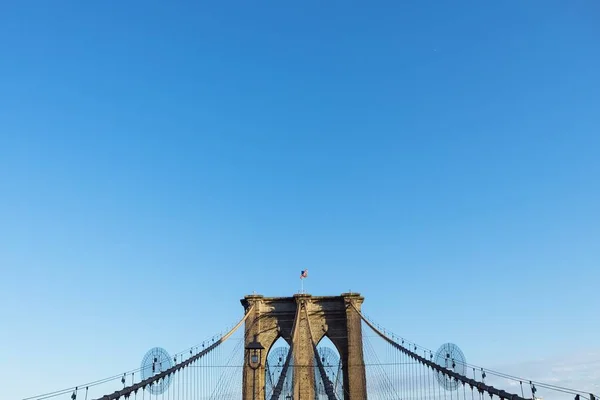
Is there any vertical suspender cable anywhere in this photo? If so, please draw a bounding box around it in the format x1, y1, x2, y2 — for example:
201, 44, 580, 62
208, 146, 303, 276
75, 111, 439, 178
410, 349, 414, 400
450, 369, 453, 400
437, 367, 441, 400
419, 356, 423, 400
427, 355, 431, 400
420, 351, 423, 400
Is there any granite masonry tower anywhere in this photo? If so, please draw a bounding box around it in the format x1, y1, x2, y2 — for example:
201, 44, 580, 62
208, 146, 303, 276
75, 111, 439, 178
241, 293, 367, 400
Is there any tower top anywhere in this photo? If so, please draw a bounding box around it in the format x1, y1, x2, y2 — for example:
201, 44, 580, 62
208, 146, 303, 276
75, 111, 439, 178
242, 292, 362, 300
240, 292, 364, 309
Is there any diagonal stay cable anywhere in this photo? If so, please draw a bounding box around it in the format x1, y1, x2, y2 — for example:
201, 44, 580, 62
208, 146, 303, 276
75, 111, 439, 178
360, 312, 598, 399
208, 335, 244, 399
363, 334, 399, 399
93, 305, 254, 400
23, 328, 238, 400
351, 302, 533, 400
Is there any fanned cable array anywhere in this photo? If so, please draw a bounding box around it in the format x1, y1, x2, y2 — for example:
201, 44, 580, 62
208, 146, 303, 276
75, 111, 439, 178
354, 302, 599, 400
23, 307, 253, 400
22, 295, 599, 400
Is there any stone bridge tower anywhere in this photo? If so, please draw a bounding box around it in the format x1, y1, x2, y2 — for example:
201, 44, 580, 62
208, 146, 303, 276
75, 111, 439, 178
241, 293, 367, 400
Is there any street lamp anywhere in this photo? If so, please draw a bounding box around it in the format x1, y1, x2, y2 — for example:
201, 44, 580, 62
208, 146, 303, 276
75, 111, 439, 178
245, 335, 264, 400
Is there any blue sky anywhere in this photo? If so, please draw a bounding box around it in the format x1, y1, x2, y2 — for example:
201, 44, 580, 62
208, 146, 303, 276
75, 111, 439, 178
1, 1, 599, 399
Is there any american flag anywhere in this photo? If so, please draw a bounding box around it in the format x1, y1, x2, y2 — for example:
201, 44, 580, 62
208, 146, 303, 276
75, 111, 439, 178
300, 269, 308, 279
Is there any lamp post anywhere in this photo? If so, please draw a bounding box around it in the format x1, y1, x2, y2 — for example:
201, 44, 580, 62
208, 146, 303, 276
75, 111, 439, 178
245, 335, 264, 400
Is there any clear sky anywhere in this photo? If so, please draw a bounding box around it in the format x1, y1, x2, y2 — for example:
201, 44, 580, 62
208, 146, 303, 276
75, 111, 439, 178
1, 1, 599, 399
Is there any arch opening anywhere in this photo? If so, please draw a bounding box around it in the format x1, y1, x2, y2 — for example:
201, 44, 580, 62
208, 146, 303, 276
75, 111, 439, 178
315, 335, 344, 399
265, 336, 292, 400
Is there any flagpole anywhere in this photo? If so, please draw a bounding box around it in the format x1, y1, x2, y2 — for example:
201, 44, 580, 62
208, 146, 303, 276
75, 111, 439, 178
300, 269, 308, 294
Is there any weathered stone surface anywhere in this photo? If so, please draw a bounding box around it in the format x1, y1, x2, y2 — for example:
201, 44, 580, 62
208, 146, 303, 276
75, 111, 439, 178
241, 293, 367, 400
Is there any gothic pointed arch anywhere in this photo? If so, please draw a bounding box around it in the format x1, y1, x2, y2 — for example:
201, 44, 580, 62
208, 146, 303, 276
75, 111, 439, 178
241, 293, 367, 400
